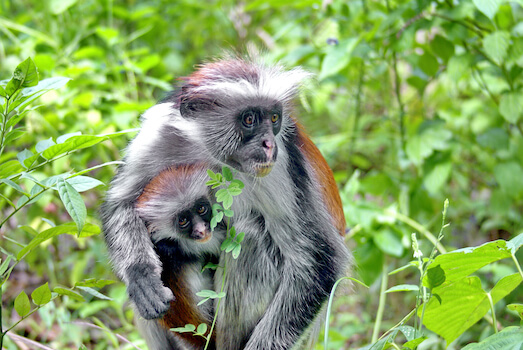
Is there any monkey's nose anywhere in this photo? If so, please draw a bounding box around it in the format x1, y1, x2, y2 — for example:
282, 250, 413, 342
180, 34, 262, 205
262, 139, 275, 159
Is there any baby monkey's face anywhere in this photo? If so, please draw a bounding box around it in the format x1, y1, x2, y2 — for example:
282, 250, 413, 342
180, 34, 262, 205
175, 198, 213, 243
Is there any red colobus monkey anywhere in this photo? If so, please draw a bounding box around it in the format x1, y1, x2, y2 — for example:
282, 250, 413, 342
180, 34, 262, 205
101, 57, 351, 349
134, 164, 223, 350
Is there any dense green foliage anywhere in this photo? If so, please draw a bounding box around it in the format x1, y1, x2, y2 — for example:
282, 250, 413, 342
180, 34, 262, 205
0, 0, 522, 349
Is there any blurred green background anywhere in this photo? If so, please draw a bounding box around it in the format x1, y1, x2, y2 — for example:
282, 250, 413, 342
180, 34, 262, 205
1, 0, 522, 349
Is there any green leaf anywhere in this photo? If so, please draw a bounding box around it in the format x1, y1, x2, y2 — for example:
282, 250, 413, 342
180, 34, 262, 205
494, 162, 523, 198
5, 58, 39, 97
66, 176, 105, 192
373, 228, 403, 257
405, 125, 452, 165
53, 287, 85, 301
403, 336, 428, 349
462, 326, 523, 349
17, 223, 100, 260
32, 283, 52, 305
196, 290, 220, 298
0, 160, 24, 178
232, 244, 242, 259
57, 178, 86, 233
42, 135, 106, 160
423, 162, 452, 195
4, 128, 26, 144
223, 209, 234, 217
49, 0, 78, 14
14, 291, 31, 317
499, 92, 523, 123
0, 255, 13, 275
230, 179, 244, 189
476, 128, 509, 150
196, 323, 208, 335
35, 138, 56, 153
507, 304, 523, 320
418, 52, 439, 77
472, 0, 501, 19
319, 38, 360, 80
426, 264, 446, 290
0, 178, 29, 196
76, 286, 113, 300
384, 284, 419, 293
75, 278, 116, 288
17, 149, 33, 168
222, 166, 233, 181
508, 233, 523, 254
430, 35, 455, 63
483, 31, 510, 65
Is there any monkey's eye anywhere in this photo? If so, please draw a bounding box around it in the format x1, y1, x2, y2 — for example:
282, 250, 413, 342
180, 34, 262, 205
271, 114, 279, 123
178, 216, 190, 229
242, 113, 255, 128
197, 205, 208, 215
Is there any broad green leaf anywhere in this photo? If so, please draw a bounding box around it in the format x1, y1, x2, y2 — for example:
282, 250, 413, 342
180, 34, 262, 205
396, 325, 417, 342
405, 126, 452, 165
57, 178, 86, 233
76, 286, 112, 300
56, 132, 81, 144
32, 283, 52, 305
423, 162, 452, 195
35, 138, 56, 153
16, 223, 100, 260
319, 37, 360, 80
196, 323, 208, 335
447, 54, 472, 82
476, 128, 509, 150
0, 85, 5, 97
430, 35, 455, 63
384, 284, 419, 293
0, 160, 25, 178
424, 240, 512, 287
42, 135, 105, 160
53, 287, 85, 301
232, 244, 241, 259
418, 52, 439, 77
462, 326, 523, 349
14, 291, 31, 317
483, 31, 510, 65
373, 228, 403, 257
17, 149, 33, 167
426, 264, 446, 290
5, 58, 39, 97
4, 128, 25, 144
499, 92, 523, 123
222, 166, 233, 181
490, 273, 522, 303
473, 0, 501, 19
66, 176, 105, 192
494, 162, 523, 198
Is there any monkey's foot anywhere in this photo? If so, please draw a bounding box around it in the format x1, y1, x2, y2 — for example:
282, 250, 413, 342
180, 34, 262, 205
126, 263, 174, 320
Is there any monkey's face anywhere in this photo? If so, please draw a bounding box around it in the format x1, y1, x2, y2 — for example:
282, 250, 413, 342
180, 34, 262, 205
175, 198, 213, 242
215, 104, 282, 177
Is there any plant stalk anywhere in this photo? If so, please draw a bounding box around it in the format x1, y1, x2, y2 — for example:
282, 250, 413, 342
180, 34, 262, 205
372, 258, 389, 343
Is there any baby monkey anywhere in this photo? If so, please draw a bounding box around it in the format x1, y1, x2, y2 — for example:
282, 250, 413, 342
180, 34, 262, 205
135, 164, 224, 350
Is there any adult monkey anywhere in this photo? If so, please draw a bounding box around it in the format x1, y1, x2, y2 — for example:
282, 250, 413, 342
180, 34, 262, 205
101, 57, 351, 349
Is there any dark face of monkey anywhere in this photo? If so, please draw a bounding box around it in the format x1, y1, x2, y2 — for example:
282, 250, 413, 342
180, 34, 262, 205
176, 198, 213, 242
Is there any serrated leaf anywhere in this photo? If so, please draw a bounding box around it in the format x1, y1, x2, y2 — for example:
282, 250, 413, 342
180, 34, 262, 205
385, 284, 419, 293
499, 92, 523, 123
32, 283, 52, 305
53, 287, 85, 301
483, 31, 510, 65
57, 178, 86, 233
14, 291, 31, 317
473, 0, 501, 19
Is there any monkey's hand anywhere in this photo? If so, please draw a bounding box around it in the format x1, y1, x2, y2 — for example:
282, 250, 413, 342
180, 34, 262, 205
126, 263, 174, 319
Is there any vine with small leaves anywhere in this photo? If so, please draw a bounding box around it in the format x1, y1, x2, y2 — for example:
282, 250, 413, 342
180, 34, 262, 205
171, 166, 245, 350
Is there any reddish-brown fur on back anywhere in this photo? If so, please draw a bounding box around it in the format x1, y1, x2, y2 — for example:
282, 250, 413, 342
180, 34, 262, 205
159, 270, 214, 349
295, 122, 346, 236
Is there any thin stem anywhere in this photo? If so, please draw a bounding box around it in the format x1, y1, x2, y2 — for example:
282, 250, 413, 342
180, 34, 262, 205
348, 61, 365, 176
392, 52, 406, 152
0, 186, 49, 229
372, 258, 389, 343
385, 210, 447, 254
486, 293, 498, 333
511, 254, 523, 280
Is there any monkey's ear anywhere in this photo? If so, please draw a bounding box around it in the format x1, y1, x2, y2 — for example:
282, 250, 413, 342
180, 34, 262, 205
180, 97, 213, 118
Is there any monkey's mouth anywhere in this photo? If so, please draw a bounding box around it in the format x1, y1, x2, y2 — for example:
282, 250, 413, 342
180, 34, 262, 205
192, 230, 212, 243
253, 162, 274, 177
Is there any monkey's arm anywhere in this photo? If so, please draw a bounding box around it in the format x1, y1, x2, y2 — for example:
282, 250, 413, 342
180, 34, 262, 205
102, 103, 202, 319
